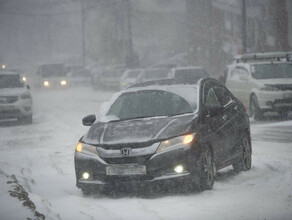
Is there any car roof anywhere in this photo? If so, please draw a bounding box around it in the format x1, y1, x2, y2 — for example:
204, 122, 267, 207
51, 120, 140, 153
173, 66, 205, 70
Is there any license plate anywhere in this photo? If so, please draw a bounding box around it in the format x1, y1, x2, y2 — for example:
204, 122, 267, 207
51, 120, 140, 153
283, 93, 292, 99
106, 164, 146, 176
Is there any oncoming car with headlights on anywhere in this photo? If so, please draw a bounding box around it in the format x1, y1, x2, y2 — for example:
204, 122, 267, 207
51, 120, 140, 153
74, 78, 251, 195
36, 63, 69, 88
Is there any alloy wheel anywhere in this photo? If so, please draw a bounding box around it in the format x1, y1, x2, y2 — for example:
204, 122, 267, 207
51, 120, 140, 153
242, 137, 251, 170
202, 148, 214, 189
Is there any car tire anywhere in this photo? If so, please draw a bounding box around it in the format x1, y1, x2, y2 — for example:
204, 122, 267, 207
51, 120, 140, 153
250, 95, 263, 120
199, 146, 215, 191
233, 135, 252, 173
19, 114, 33, 124
278, 111, 289, 120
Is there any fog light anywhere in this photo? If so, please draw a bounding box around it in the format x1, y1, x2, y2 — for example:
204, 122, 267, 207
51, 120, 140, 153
174, 165, 184, 173
43, 81, 49, 87
82, 172, 90, 180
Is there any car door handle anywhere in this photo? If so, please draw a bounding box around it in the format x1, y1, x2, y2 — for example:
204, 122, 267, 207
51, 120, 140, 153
234, 106, 238, 110
222, 114, 228, 120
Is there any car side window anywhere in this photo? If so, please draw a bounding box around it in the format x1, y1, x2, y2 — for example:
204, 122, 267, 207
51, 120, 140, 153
213, 86, 233, 107
205, 88, 220, 107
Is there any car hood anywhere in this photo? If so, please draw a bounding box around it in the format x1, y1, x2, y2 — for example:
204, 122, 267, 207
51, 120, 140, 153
83, 113, 197, 145
0, 87, 26, 96
256, 78, 292, 85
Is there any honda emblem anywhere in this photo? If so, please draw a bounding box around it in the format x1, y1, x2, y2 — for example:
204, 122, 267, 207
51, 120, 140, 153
120, 148, 131, 156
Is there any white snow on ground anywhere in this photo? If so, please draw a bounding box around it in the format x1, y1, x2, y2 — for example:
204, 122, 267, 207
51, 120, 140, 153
0, 87, 292, 220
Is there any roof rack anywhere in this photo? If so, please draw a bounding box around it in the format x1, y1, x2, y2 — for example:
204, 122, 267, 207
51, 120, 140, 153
127, 79, 176, 89
234, 51, 292, 63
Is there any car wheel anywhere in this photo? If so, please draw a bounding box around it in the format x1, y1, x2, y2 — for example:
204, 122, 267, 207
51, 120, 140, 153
233, 135, 252, 173
19, 114, 33, 124
278, 111, 289, 120
199, 146, 215, 190
250, 95, 263, 120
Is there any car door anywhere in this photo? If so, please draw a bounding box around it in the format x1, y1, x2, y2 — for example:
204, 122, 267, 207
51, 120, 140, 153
202, 81, 231, 166
212, 85, 241, 161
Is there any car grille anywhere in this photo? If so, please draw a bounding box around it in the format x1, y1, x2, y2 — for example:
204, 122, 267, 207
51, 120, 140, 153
101, 155, 152, 165
0, 96, 18, 104
274, 98, 292, 105
0, 109, 20, 114
268, 84, 292, 91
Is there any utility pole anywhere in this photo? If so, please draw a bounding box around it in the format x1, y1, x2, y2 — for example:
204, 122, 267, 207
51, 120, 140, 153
81, 0, 86, 67
241, 0, 247, 54
124, 0, 136, 68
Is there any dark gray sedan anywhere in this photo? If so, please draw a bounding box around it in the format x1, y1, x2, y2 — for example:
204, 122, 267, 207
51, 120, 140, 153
74, 78, 251, 194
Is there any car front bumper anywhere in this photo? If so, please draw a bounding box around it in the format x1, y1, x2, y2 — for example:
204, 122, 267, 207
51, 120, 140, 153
0, 98, 32, 120
74, 143, 202, 189
258, 90, 292, 112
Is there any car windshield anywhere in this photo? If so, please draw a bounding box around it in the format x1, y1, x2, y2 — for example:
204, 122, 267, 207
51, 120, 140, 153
38, 64, 67, 78
143, 69, 169, 79
252, 63, 292, 79
106, 89, 196, 120
0, 74, 25, 88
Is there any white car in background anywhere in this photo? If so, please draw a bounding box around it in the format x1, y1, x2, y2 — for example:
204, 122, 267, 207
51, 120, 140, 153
0, 71, 33, 123
137, 68, 169, 83
169, 66, 208, 84
120, 69, 143, 89
225, 52, 292, 120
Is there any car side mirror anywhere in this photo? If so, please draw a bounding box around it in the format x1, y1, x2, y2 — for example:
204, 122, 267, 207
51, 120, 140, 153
207, 105, 225, 117
82, 114, 96, 126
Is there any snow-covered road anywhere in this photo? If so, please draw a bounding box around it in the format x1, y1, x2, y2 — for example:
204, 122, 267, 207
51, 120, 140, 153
1, 87, 292, 220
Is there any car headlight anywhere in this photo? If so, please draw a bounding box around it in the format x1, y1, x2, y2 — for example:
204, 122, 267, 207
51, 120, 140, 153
43, 81, 49, 87
156, 133, 195, 153
75, 142, 99, 156
260, 85, 279, 91
60, 80, 67, 86
20, 92, 31, 99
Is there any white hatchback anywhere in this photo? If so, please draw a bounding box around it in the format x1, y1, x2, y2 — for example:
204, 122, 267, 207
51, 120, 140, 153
226, 58, 292, 120
0, 71, 33, 123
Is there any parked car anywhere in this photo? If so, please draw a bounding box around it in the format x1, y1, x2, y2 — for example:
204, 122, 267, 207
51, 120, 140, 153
120, 69, 143, 89
74, 78, 251, 194
36, 63, 69, 88
68, 68, 92, 86
225, 52, 292, 120
169, 66, 208, 84
138, 68, 169, 83
0, 71, 33, 123
100, 66, 126, 90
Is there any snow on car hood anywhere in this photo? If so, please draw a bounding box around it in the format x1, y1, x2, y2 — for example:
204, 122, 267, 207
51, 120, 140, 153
0, 87, 27, 96
83, 113, 197, 145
